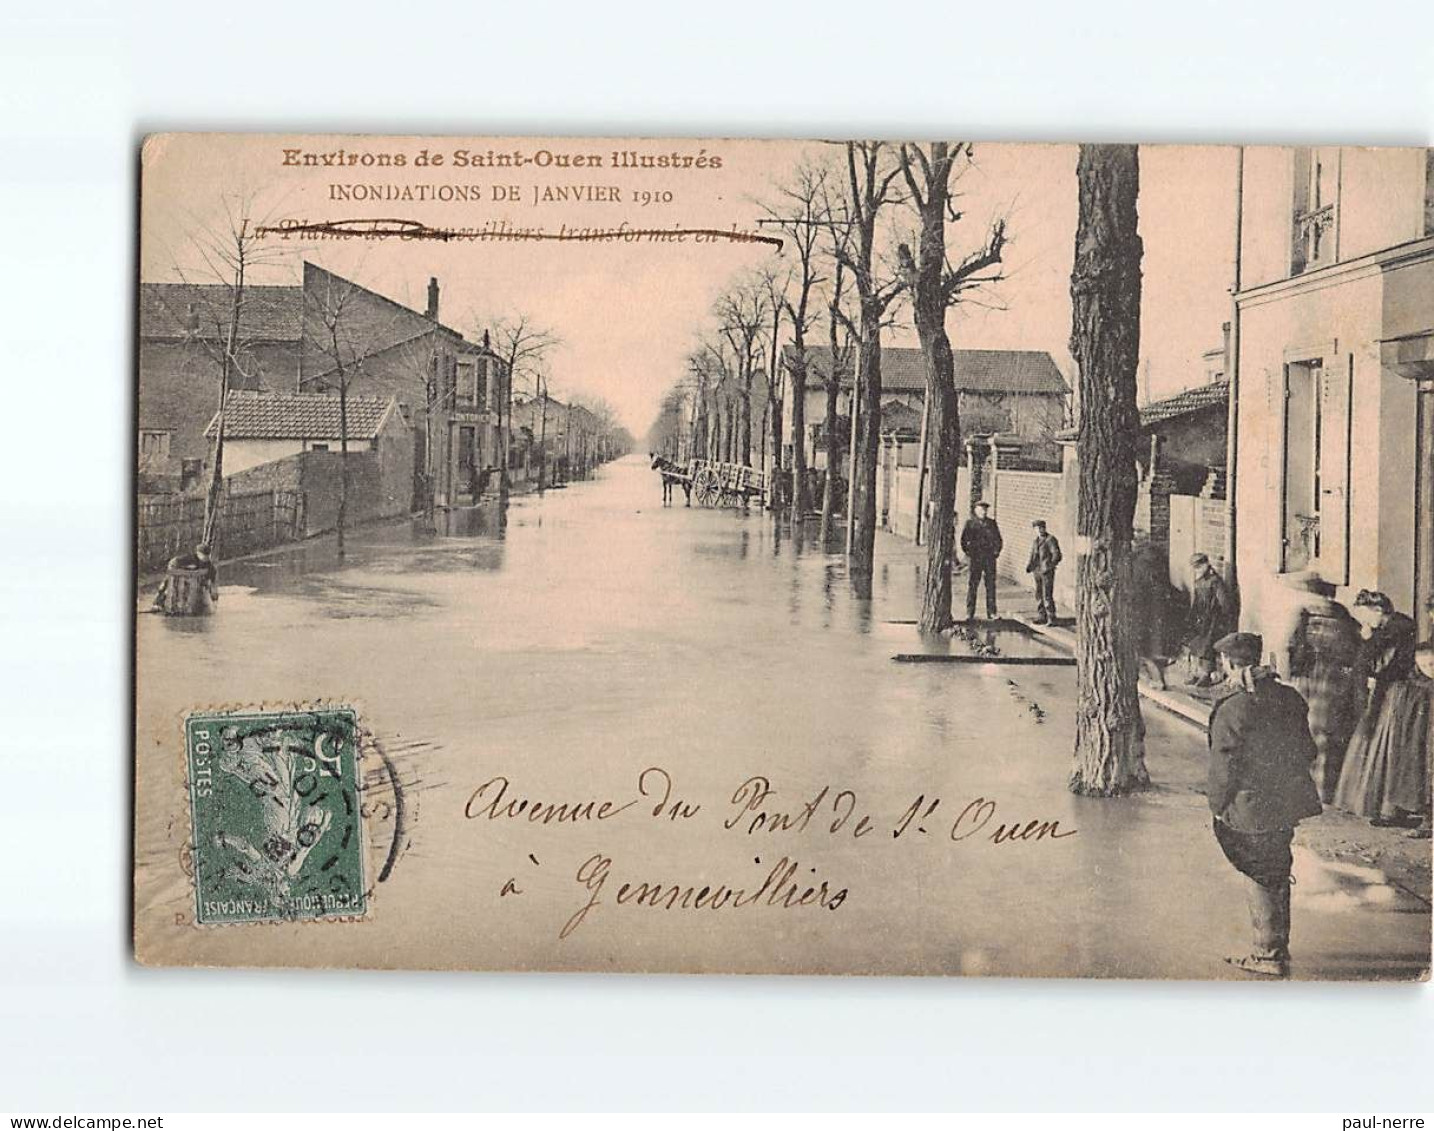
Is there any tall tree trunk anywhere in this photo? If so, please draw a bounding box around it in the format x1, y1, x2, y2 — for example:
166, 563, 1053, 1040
201, 260, 244, 550
767, 387, 784, 511
850, 307, 882, 575
921, 374, 960, 630
818, 377, 840, 542
538, 386, 548, 492
739, 384, 752, 467
337, 372, 349, 560
1069, 143, 1149, 796
789, 347, 809, 516
693, 395, 707, 460
907, 143, 962, 633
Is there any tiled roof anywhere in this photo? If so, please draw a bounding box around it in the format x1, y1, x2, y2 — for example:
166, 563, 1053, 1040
1055, 379, 1228, 441
141, 283, 304, 341
205, 391, 397, 440
787, 345, 1069, 395
879, 401, 923, 434
1138, 378, 1228, 426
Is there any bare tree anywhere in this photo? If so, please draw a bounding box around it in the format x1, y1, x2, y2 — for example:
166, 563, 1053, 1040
1068, 144, 1150, 795
756, 264, 791, 508
157, 195, 287, 551
760, 161, 829, 518
817, 183, 860, 544
491, 314, 561, 497
303, 270, 400, 560
837, 141, 905, 575
897, 142, 1009, 633
714, 277, 770, 472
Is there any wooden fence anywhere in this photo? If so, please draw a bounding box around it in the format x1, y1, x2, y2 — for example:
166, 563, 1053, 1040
137, 489, 304, 574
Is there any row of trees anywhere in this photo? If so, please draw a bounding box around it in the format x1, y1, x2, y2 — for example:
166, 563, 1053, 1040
651, 142, 1008, 620
650, 141, 1149, 797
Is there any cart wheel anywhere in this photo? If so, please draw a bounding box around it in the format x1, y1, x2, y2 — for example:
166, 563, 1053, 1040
694, 468, 720, 506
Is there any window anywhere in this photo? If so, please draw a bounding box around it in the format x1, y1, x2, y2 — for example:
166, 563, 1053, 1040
310, 443, 329, 452
138, 430, 170, 471
1291, 147, 1340, 274
475, 358, 489, 412
456, 360, 478, 409
1280, 352, 1352, 583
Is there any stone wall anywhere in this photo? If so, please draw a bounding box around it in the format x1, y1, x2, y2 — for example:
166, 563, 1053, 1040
225, 444, 411, 537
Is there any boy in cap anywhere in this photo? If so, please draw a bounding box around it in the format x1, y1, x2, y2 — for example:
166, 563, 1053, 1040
1182, 552, 1235, 687
1207, 630, 1322, 977
1025, 519, 1063, 625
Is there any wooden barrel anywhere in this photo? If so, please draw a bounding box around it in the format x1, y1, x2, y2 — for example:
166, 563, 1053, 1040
162, 567, 211, 616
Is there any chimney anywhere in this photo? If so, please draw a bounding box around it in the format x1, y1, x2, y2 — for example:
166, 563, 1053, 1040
426, 277, 439, 320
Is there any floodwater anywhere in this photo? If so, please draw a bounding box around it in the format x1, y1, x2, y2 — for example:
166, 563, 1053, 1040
134, 454, 1430, 980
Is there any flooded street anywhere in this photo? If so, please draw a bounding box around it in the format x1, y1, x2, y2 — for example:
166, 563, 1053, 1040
135, 454, 1429, 979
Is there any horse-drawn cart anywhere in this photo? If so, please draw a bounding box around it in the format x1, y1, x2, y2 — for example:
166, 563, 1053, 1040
690, 459, 766, 508
650, 455, 767, 508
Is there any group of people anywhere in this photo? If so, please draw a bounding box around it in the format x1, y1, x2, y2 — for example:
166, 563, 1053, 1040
1177, 557, 1432, 834
1201, 587, 1432, 977
956, 501, 1064, 625
953, 503, 1430, 977
1283, 584, 1432, 837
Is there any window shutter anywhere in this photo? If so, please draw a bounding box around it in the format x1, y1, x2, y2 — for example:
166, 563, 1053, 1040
1318, 354, 1353, 586
1266, 367, 1286, 570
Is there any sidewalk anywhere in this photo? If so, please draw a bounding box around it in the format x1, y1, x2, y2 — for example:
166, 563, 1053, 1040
1009, 605, 1432, 905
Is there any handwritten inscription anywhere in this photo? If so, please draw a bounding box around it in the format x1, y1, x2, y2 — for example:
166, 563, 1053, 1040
466, 767, 1074, 845
463, 767, 1076, 939
560, 853, 847, 940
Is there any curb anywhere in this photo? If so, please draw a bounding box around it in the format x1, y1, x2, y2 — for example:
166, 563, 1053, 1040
1010, 613, 1212, 730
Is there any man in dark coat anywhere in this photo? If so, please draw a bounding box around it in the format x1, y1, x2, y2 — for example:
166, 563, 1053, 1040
1183, 552, 1235, 687
1207, 631, 1323, 977
960, 501, 1003, 621
1025, 519, 1063, 625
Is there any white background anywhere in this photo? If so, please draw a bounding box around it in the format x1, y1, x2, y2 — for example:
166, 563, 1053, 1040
0, 0, 1430, 1113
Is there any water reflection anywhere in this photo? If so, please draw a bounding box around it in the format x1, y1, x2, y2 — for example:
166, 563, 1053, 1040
134, 453, 1430, 980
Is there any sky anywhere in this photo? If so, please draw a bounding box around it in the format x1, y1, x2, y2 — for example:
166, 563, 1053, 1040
140, 134, 1240, 435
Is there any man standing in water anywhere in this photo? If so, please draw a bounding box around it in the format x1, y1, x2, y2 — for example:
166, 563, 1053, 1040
1206, 631, 1323, 977
960, 500, 1003, 622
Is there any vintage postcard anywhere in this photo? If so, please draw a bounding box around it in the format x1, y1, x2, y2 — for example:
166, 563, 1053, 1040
133, 133, 1433, 979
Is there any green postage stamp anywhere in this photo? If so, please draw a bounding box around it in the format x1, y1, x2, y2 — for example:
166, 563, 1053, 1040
186, 708, 368, 925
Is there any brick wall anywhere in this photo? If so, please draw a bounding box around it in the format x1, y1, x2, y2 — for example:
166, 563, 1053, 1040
988, 469, 1066, 586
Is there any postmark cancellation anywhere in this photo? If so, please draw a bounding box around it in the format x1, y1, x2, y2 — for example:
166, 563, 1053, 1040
185, 707, 368, 926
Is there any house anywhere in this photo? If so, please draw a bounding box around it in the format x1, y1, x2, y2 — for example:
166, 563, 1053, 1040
1230, 146, 1434, 644
780, 345, 1070, 471
297, 264, 509, 509
137, 284, 304, 491
205, 391, 414, 530
205, 390, 406, 474
138, 262, 510, 510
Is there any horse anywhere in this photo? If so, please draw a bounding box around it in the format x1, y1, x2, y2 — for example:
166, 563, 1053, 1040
649, 453, 692, 507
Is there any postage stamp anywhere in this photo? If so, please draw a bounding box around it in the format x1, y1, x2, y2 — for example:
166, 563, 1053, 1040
185, 707, 368, 925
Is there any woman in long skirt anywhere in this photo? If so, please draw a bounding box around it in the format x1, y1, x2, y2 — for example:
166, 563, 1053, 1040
1284, 577, 1362, 801
1333, 590, 1424, 824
